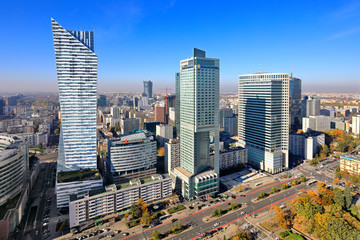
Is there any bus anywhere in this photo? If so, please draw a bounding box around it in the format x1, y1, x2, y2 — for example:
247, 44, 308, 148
307, 179, 318, 186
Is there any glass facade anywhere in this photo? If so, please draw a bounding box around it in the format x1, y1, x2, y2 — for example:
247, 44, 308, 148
238, 73, 289, 173
51, 18, 97, 171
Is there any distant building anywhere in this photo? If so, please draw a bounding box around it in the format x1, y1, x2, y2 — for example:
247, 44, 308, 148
98, 95, 107, 107
301, 95, 320, 117
224, 116, 238, 136
0, 99, 5, 115
168, 107, 175, 123
289, 77, 302, 131
120, 118, 139, 135
331, 119, 346, 131
165, 139, 180, 174
5, 94, 23, 107
219, 108, 233, 128
238, 73, 289, 174
111, 107, 121, 119
106, 133, 157, 184
144, 121, 160, 134
143, 80, 153, 98
156, 124, 173, 146
340, 155, 360, 175
69, 174, 172, 228
352, 115, 360, 136
210, 147, 247, 171
0, 135, 28, 206
302, 115, 330, 132
289, 132, 325, 160
154, 105, 167, 123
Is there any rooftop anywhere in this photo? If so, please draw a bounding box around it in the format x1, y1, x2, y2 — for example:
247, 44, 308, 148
341, 155, 360, 162
57, 169, 101, 183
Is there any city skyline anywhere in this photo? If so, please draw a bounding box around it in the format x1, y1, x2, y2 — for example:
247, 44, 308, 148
1, 0, 359, 93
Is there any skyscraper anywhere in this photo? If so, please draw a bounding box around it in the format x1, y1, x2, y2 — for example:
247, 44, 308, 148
143, 80, 153, 98
238, 73, 289, 173
175, 72, 180, 136
51, 18, 97, 171
289, 77, 302, 131
173, 48, 219, 200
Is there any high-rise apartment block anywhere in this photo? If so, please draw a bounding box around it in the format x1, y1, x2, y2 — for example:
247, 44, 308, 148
154, 105, 167, 123
301, 95, 320, 117
143, 80, 153, 98
352, 115, 360, 136
238, 73, 289, 173
120, 118, 139, 134
165, 139, 180, 174
289, 77, 302, 131
173, 48, 219, 200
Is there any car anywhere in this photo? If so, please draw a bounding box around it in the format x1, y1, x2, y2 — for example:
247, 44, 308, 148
122, 232, 129, 236
214, 222, 220, 227
240, 211, 245, 215
172, 218, 178, 222
231, 195, 236, 199
114, 230, 121, 234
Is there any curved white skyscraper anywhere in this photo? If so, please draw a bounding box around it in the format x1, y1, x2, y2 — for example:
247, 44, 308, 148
51, 18, 97, 171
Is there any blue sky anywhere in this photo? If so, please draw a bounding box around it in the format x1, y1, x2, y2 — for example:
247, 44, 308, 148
0, 0, 359, 93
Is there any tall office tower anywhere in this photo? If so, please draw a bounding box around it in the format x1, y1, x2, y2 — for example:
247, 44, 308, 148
173, 48, 219, 200
301, 95, 320, 117
52, 18, 97, 171
289, 77, 302, 131
238, 73, 289, 174
143, 80, 153, 98
0, 99, 5, 115
97, 95, 107, 107
52, 19, 102, 209
175, 72, 180, 136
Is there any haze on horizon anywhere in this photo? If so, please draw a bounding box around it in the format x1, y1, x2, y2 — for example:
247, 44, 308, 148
0, 0, 359, 94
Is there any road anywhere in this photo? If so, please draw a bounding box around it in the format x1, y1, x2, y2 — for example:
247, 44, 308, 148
101, 177, 307, 240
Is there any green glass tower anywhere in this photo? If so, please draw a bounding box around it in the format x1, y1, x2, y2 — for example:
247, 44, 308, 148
173, 48, 219, 200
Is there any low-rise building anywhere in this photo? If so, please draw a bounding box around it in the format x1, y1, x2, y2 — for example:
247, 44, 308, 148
56, 169, 103, 209
69, 174, 172, 228
120, 118, 139, 135
340, 155, 360, 175
210, 147, 247, 170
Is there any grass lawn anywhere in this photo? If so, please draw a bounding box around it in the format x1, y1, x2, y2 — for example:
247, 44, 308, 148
126, 218, 140, 228
260, 221, 279, 231
168, 205, 186, 214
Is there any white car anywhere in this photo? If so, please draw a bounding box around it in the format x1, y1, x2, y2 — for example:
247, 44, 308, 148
214, 222, 220, 227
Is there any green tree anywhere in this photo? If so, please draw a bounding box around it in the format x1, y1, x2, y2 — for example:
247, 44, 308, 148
282, 183, 290, 190
333, 189, 345, 209
269, 187, 279, 194
323, 145, 330, 156
212, 208, 222, 217
337, 141, 348, 152
344, 186, 352, 209
257, 191, 267, 199
292, 180, 299, 186
152, 229, 161, 240
300, 176, 307, 182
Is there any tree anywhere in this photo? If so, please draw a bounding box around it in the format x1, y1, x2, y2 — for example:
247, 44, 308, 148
212, 208, 222, 217
157, 147, 165, 157
282, 183, 289, 190
333, 189, 345, 209
140, 208, 151, 225
54, 128, 60, 135
344, 186, 352, 209
333, 178, 340, 185
257, 191, 267, 199
323, 145, 330, 156
235, 184, 245, 192
300, 176, 307, 183
270, 205, 287, 229
269, 187, 279, 194
152, 229, 161, 240
337, 141, 348, 152
124, 212, 129, 219
38, 143, 43, 149
292, 180, 299, 186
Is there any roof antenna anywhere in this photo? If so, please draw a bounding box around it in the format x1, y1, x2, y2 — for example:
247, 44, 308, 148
259, 61, 261, 73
